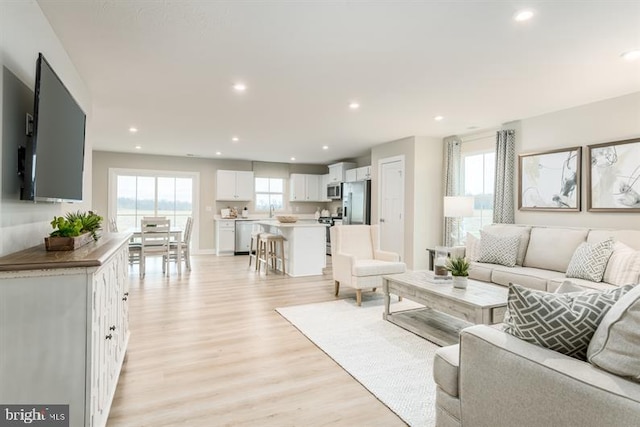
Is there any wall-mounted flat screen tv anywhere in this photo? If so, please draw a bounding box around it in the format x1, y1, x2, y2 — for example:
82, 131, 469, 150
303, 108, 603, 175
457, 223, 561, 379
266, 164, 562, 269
20, 53, 86, 202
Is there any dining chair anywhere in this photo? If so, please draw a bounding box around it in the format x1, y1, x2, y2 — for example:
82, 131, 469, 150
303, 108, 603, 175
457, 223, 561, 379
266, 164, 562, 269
140, 218, 171, 278
165, 217, 193, 271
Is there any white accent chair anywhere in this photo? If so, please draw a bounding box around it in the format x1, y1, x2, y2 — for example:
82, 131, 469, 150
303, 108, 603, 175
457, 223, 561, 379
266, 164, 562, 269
330, 224, 406, 306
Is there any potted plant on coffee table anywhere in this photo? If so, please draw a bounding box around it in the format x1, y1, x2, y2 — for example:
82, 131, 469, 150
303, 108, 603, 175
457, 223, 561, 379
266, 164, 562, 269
445, 256, 470, 289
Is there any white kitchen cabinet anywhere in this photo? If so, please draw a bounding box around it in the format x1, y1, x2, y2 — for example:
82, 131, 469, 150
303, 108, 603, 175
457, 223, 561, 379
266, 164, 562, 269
216, 219, 236, 255
290, 174, 322, 202
356, 165, 372, 180
328, 162, 356, 183
345, 168, 357, 182
0, 234, 130, 427
216, 170, 254, 201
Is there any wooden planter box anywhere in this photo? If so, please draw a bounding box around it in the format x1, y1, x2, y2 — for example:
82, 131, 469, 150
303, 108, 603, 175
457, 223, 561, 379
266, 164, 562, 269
45, 232, 94, 251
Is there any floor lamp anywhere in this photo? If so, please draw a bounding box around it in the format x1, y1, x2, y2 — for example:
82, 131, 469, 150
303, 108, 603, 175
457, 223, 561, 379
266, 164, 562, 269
444, 196, 474, 247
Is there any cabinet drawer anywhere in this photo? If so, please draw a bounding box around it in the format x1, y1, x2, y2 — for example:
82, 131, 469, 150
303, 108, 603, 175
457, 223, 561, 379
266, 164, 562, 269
218, 220, 235, 229
491, 306, 507, 324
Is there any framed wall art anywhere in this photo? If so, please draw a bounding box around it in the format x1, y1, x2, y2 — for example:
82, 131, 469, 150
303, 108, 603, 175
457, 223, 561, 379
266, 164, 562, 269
518, 147, 581, 211
588, 138, 640, 212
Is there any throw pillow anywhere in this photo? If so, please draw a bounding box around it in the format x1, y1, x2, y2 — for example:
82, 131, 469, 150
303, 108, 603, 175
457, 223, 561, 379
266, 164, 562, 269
465, 233, 480, 262
502, 283, 633, 360
478, 230, 519, 267
587, 284, 640, 382
565, 239, 614, 282
603, 242, 640, 286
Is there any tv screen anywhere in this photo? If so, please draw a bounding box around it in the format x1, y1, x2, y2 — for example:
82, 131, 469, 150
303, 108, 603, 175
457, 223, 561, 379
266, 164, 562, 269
20, 53, 86, 202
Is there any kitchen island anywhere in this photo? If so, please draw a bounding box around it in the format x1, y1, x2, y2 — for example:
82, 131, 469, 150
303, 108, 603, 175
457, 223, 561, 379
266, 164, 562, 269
255, 220, 328, 277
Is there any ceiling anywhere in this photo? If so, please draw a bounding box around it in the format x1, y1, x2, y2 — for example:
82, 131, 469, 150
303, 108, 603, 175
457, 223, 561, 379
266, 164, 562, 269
37, 0, 640, 165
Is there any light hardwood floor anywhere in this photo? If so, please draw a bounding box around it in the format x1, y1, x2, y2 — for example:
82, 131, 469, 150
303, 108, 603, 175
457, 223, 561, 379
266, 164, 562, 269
108, 255, 407, 426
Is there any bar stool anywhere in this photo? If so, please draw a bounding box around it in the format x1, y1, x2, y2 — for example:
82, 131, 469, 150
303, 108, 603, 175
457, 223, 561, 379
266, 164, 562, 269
248, 231, 261, 270
257, 233, 286, 275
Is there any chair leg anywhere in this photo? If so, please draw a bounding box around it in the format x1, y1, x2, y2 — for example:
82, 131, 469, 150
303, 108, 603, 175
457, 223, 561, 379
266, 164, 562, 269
356, 289, 362, 306
184, 249, 191, 271
334, 281, 340, 296
140, 256, 145, 278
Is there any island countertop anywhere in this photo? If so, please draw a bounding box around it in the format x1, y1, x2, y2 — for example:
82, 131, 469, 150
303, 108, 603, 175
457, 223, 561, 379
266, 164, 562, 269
254, 220, 329, 228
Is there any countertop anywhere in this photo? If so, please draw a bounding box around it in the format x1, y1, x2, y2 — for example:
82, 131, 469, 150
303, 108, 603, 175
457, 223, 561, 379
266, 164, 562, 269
0, 233, 132, 272
254, 220, 329, 228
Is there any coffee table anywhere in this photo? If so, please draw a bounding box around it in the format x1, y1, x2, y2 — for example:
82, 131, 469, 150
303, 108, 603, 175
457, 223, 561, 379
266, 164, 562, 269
383, 271, 508, 346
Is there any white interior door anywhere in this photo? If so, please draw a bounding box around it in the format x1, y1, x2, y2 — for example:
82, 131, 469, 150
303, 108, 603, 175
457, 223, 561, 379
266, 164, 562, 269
379, 157, 405, 260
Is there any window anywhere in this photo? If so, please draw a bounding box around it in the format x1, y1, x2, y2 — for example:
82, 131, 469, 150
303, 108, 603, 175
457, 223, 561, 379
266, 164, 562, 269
462, 151, 495, 237
255, 177, 284, 212
112, 172, 194, 231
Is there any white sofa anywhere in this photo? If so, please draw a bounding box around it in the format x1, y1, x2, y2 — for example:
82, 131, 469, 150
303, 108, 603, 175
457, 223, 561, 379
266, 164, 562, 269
433, 224, 640, 426
464, 224, 640, 292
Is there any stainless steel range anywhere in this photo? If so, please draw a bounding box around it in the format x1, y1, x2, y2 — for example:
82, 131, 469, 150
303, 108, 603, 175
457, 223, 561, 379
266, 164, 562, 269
318, 216, 341, 255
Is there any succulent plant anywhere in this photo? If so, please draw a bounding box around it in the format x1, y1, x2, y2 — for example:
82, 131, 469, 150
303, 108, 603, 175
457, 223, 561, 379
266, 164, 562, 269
50, 210, 103, 241
444, 256, 470, 277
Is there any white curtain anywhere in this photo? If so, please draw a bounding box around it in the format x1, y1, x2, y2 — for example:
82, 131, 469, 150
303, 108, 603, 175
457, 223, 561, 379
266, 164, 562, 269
493, 130, 516, 224
443, 136, 462, 247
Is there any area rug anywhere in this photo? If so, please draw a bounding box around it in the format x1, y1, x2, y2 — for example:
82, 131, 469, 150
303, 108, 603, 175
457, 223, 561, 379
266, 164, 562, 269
276, 296, 438, 427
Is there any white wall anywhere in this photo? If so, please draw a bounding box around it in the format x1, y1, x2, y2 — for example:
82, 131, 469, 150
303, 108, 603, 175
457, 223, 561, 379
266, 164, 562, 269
511, 91, 640, 229
0, 1, 91, 256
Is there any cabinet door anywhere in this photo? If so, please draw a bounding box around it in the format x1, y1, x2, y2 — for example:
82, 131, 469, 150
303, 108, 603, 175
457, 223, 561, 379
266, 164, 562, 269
235, 171, 254, 200
328, 165, 341, 182
290, 174, 306, 201
219, 228, 235, 252
216, 170, 237, 200
356, 166, 371, 180
345, 168, 357, 182
305, 175, 321, 201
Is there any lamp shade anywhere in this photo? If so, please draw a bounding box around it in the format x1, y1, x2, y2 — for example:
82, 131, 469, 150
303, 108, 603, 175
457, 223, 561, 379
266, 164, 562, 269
444, 196, 474, 218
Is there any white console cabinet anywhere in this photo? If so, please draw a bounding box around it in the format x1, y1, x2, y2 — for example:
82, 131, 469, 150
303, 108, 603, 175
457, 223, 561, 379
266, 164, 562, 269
0, 234, 131, 427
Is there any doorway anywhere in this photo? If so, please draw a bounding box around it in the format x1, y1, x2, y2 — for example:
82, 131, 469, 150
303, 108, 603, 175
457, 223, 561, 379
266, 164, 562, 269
378, 156, 405, 261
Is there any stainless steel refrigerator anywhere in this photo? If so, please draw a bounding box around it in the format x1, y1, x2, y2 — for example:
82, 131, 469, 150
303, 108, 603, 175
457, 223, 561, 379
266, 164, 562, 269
342, 180, 371, 225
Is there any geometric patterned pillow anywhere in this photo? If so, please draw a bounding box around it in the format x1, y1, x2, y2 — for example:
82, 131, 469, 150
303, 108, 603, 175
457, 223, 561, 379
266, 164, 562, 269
503, 283, 633, 360
478, 230, 519, 267
565, 239, 614, 282
603, 242, 640, 286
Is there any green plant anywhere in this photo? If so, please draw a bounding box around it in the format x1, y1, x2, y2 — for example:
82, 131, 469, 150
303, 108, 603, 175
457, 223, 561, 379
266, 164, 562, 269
50, 210, 103, 241
444, 256, 470, 277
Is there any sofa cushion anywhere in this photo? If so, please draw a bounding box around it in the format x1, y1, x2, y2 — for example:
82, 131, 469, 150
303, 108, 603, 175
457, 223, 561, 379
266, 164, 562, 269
433, 344, 460, 397
523, 227, 588, 272
588, 284, 640, 382
491, 266, 565, 291
468, 261, 494, 282
603, 242, 640, 286
478, 231, 519, 267
503, 283, 632, 360
483, 224, 532, 265
351, 259, 405, 277
565, 239, 614, 282
547, 277, 618, 293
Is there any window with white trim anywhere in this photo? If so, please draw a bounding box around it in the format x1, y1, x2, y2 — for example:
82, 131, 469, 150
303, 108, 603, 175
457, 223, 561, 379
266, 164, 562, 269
461, 134, 496, 237
255, 177, 284, 212
112, 172, 194, 231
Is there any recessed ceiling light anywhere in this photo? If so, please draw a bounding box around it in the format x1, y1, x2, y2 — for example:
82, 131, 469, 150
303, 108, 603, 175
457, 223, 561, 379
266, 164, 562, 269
129, 127, 138, 133
135, 145, 142, 150
232, 136, 239, 142
514, 9, 534, 22
434, 115, 444, 121
322, 145, 329, 150
290, 157, 296, 161
349, 102, 360, 110
621, 49, 640, 61
216, 151, 222, 156
233, 83, 247, 92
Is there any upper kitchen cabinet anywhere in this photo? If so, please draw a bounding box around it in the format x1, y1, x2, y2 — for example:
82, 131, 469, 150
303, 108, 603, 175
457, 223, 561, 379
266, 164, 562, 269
216, 170, 254, 201
356, 165, 372, 180
290, 174, 322, 202
345, 168, 357, 182
328, 162, 356, 183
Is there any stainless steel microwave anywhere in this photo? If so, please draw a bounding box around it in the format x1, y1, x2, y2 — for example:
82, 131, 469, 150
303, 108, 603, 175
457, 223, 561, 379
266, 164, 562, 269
327, 182, 342, 200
